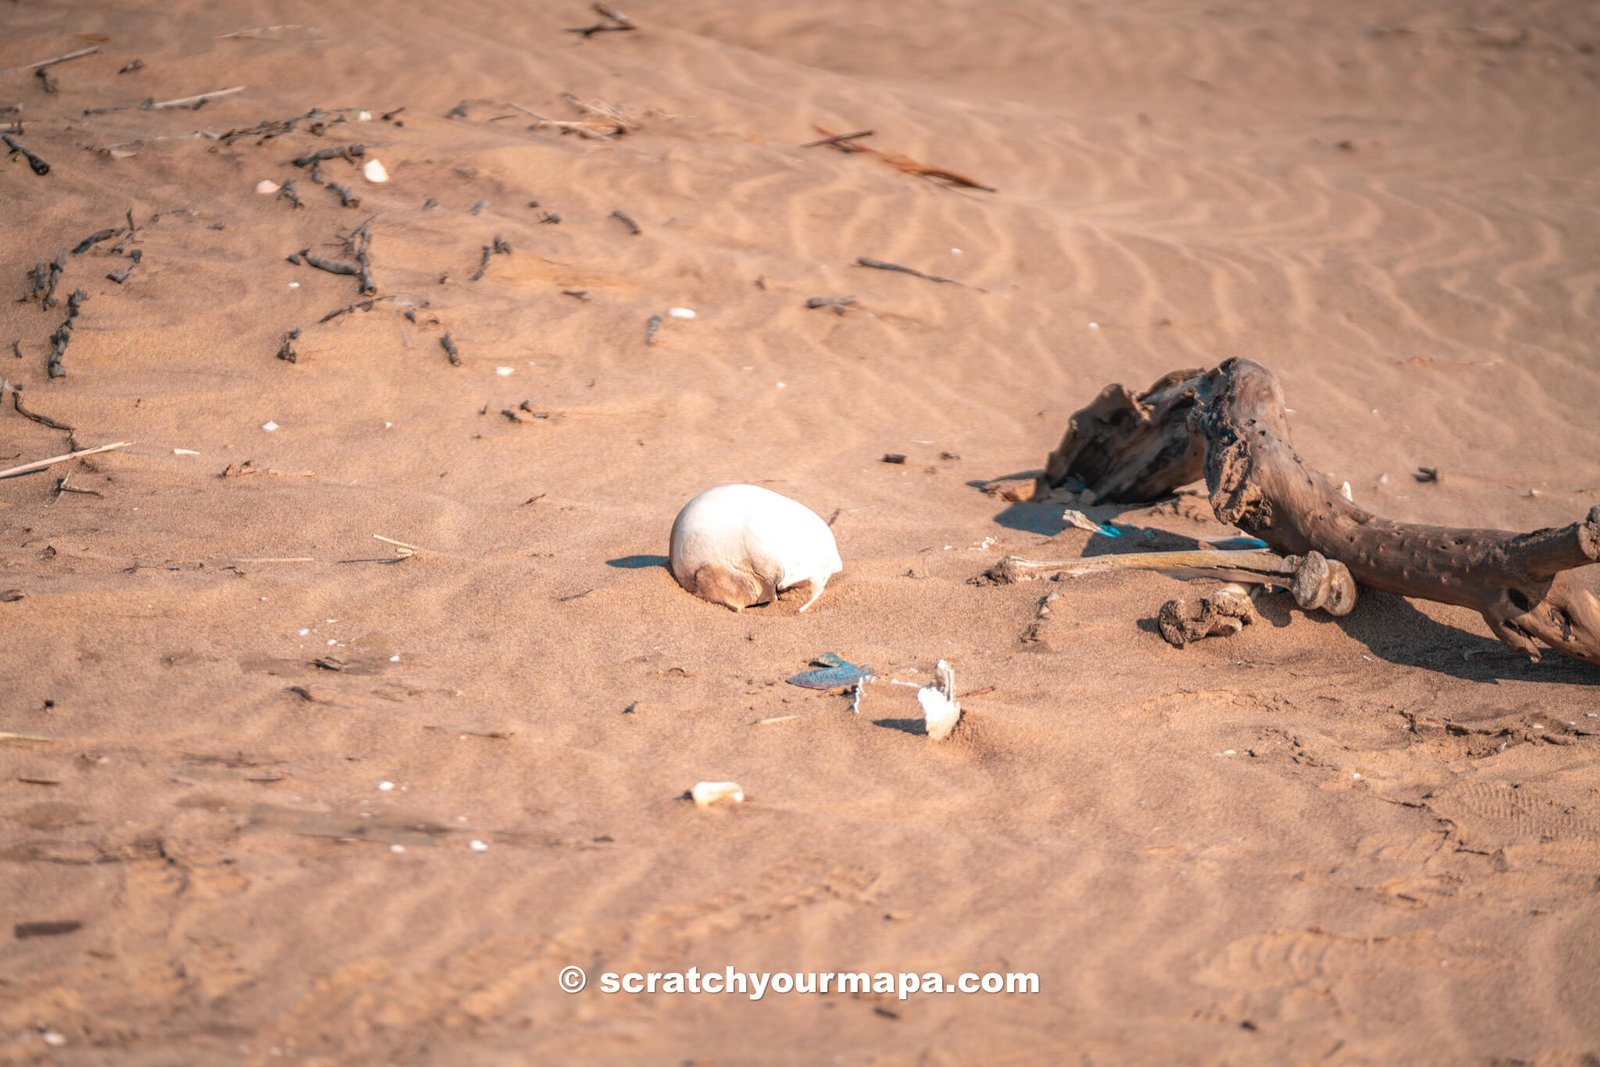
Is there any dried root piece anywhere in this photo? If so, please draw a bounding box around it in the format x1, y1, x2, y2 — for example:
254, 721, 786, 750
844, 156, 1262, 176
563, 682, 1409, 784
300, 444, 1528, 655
1041, 358, 1600, 666
1158, 584, 1256, 648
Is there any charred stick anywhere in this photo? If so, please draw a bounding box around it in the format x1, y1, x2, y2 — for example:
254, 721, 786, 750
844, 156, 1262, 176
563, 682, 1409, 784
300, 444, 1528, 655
327, 181, 360, 207
3, 134, 49, 176
292, 143, 364, 167
278, 180, 303, 209
469, 235, 512, 281
71, 227, 125, 255
806, 295, 856, 315
440, 332, 461, 366
318, 300, 374, 323
610, 208, 641, 235
143, 86, 245, 111
276, 327, 301, 363
801, 128, 874, 151
856, 256, 956, 285
119, 59, 145, 74
10, 388, 75, 432
645, 313, 662, 346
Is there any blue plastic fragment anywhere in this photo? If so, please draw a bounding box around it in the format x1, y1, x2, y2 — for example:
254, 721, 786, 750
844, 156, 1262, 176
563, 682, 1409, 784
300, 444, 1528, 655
1097, 523, 1122, 538
1214, 536, 1269, 549
787, 653, 875, 690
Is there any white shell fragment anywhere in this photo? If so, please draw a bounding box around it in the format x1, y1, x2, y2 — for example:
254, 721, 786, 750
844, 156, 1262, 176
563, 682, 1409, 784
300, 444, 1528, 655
255, 179, 281, 195
917, 660, 962, 742
668, 307, 696, 320
669, 484, 842, 612
692, 781, 745, 809
362, 158, 390, 183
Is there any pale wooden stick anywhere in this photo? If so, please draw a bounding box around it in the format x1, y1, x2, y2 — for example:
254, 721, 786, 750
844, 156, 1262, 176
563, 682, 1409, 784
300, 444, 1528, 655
0, 46, 100, 75
372, 534, 417, 556
993, 548, 1294, 582
0, 441, 132, 481
0, 731, 54, 743
235, 557, 315, 563
145, 86, 245, 110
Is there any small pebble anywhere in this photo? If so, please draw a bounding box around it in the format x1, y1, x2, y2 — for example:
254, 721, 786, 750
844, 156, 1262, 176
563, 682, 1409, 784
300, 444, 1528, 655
261, 421, 279, 432
495, 366, 514, 376
390, 844, 405, 854
377, 780, 395, 792
362, 158, 390, 183
668, 307, 696, 319
469, 839, 488, 852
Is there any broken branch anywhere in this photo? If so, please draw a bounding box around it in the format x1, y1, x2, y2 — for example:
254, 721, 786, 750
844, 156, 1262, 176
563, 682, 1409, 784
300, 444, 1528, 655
1040, 359, 1600, 665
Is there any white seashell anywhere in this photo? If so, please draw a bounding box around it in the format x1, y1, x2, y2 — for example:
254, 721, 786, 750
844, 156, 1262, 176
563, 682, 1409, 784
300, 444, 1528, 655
692, 781, 744, 808
255, 179, 280, 195
669, 484, 842, 612
668, 307, 696, 319
918, 660, 961, 742
362, 158, 389, 183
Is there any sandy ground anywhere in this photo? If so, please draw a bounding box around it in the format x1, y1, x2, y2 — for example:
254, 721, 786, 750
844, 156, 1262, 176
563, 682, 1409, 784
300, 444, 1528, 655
3, 1, 1600, 1063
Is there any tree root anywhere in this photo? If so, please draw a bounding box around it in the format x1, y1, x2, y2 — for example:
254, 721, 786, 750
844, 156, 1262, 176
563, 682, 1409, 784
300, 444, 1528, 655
1038, 358, 1600, 665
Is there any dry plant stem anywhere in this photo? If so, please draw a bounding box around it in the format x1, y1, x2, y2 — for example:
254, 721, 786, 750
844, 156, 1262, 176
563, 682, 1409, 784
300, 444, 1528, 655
0, 441, 132, 481
1041, 358, 1600, 665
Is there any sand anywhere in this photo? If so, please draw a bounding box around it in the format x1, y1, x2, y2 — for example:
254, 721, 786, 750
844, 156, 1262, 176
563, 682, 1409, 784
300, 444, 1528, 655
3, 1, 1600, 1062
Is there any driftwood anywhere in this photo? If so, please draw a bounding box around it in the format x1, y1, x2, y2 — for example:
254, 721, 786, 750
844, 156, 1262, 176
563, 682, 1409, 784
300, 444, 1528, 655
1038, 358, 1600, 665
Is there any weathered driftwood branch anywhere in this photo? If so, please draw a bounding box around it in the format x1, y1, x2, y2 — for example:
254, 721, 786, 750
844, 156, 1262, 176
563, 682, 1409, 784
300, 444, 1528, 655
1039, 358, 1600, 665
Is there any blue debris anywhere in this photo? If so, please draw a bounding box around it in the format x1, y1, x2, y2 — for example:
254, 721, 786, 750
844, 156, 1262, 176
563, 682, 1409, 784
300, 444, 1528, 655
787, 653, 875, 690
1214, 536, 1270, 550
1097, 523, 1122, 538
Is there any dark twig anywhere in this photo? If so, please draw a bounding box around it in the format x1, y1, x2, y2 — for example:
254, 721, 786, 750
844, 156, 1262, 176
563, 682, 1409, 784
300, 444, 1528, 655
71, 228, 125, 255
118, 59, 145, 75
801, 129, 874, 151
292, 143, 364, 168
440, 332, 461, 366
805, 295, 856, 315
856, 256, 957, 285
0, 46, 100, 75
26, 251, 67, 307
10, 388, 75, 432
567, 2, 637, 36
35, 68, 59, 95
299, 251, 359, 277
47, 290, 88, 379
645, 313, 662, 346
327, 181, 360, 208
142, 86, 245, 111
610, 208, 642, 235
277, 179, 303, 209
276, 327, 301, 363
3, 134, 50, 176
